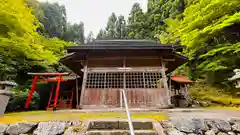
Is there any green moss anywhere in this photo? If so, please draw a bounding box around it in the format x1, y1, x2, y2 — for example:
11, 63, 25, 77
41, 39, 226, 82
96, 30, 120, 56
72, 125, 84, 132
0, 111, 167, 124
190, 84, 240, 107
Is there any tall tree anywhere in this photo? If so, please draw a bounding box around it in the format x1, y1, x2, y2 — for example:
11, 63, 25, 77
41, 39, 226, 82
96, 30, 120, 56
105, 13, 117, 39
63, 22, 85, 44
38, 2, 67, 39
86, 31, 94, 43
146, 0, 186, 40
127, 3, 147, 39
116, 15, 128, 39
96, 29, 107, 40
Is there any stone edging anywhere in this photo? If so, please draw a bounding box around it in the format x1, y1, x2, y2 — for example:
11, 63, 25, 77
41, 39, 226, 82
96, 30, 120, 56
160, 118, 240, 135
0, 118, 239, 135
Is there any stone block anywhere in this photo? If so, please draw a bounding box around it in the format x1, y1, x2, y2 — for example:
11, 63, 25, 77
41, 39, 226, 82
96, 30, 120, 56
173, 118, 207, 133
214, 120, 231, 132
217, 132, 228, 135
205, 130, 215, 135
33, 122, 66, 135
119, 121, 153, 130
6, 122, 37, 135
88, 121, 118, 130
166, 128, 186, 135
0, 124, 8, 134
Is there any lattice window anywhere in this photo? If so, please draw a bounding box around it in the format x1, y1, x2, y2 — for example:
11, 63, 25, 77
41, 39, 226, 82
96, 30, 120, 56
126, 72, 144, 88
86, 71, 164, 89
144, 72, 163, 88
86, 73, 105, 88
86, 72, 124, 88
106, 73, 124, 88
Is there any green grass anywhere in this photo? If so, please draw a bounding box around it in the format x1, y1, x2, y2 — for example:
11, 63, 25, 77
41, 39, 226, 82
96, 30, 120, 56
190, 84, 240, 107
0, 111, 167, 124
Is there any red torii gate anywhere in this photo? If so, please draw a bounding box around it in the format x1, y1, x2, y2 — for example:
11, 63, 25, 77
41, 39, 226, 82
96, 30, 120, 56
25, 72, 71, 110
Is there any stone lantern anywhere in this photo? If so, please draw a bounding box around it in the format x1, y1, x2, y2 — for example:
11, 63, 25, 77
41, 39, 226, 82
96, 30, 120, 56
229, 69, 240, 88
0, 81, 17, 115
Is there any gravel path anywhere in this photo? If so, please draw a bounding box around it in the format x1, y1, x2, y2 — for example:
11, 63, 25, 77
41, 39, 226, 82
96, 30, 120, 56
167, 109, 240, 120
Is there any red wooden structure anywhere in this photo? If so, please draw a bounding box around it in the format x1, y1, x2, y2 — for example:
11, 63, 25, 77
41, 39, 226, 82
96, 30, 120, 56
25, 72, 75, 110
170, 76, 194, 84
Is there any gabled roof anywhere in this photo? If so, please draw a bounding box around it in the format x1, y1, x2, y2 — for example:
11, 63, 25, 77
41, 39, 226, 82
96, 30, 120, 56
60, 40, 188, 75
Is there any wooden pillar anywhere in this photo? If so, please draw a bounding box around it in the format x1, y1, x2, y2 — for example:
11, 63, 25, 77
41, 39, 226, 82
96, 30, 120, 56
79, 60, 88, 108
161, 58, 171, 106
75, 76, 79, 108
25, 76, 38, 109
47, 84, 54, 109
53, 75, 62, 109
70, 87, 74, 108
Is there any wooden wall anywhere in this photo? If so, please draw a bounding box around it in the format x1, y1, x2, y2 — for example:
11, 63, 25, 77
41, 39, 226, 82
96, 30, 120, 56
78, 56, 170, 109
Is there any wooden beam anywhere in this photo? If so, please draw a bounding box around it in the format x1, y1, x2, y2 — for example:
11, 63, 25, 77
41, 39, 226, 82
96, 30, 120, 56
163, 58, 175, 62
87, 67, 167, 73
28, 72, 70, 76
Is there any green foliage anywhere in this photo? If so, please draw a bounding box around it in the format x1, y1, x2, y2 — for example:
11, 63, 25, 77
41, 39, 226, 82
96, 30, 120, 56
0, 0, 70, 82
159, 0, 240, 86
6, 89, 40, 112
63, 22, 85, 43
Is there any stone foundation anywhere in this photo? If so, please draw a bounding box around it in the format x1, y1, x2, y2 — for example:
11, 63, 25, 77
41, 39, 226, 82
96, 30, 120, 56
160, 118, 240, 135
0, 118, 239, 135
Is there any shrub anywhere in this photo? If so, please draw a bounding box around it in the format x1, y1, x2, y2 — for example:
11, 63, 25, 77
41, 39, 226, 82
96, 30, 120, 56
6, 88, 40, 112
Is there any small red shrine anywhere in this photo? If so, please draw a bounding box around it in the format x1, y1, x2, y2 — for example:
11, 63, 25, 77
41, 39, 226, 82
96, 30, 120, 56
170, 76, 194, 107
25, 73, 79, 110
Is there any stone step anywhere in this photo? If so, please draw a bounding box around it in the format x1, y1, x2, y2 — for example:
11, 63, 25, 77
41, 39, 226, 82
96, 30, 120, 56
88, 120, 153, 130
86, 130, 158, 135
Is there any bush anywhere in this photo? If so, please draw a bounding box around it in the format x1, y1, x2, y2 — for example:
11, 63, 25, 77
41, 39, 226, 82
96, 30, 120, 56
6, 88, 40, 112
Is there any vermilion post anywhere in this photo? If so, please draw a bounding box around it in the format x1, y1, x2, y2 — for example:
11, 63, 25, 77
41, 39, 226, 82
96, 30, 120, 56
25, 76, 38, 109
70, 88, 74, 108
47, 85, 54, 109
53, 75, 62, 109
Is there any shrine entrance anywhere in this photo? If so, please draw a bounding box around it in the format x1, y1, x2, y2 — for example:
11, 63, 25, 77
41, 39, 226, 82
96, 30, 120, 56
78, 54, 172, 109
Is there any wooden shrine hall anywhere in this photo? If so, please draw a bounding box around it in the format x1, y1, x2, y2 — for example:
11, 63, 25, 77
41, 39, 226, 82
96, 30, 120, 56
25, 40, 188, 110
60, 40, 188, 109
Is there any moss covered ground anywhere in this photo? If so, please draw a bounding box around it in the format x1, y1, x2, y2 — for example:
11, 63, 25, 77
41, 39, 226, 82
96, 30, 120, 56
190, 84, 240, 107
0, 111, 167, 124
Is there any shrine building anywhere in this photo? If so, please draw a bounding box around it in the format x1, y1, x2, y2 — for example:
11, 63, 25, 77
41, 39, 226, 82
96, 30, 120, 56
25, 40, 188, 110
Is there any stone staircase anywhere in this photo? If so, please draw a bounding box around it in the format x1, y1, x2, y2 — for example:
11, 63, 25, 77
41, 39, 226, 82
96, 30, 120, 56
85, 119, 163, 135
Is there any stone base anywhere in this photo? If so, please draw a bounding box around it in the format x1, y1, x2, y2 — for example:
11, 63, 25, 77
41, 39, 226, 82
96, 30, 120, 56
0, 95, 10, 115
